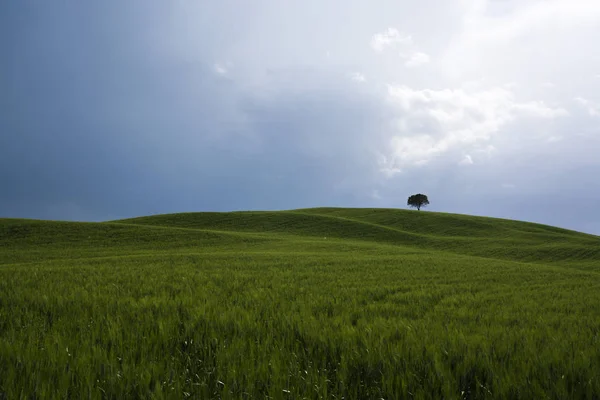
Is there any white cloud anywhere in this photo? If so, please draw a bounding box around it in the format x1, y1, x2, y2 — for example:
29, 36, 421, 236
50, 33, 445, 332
459, 154, 474, 165
501, 183, 516, 189
512, 102, 568, 118
370, 28, 412, 52
371, 28, 431, 70
214, 63, 229, 75
377, 154, 402, 177
348, 72, 366, 82
575, 97, 600, 117
404, 52, 430, 68
442, 0, 600, 80
379, 85, 567, 175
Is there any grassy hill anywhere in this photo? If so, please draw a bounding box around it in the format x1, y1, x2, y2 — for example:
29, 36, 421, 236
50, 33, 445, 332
1, 208, 600, 399
121, 208, 600, 267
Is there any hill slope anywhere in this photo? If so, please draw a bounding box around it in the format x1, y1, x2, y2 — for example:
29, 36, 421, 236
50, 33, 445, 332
117, 208, 600, 269
2, 208, 600, 399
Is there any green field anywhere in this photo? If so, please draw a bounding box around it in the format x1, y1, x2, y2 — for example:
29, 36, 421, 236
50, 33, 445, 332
1, 208, 600, 399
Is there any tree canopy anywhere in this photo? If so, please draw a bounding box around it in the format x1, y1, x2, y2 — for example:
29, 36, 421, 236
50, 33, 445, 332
407, 194, 429, 211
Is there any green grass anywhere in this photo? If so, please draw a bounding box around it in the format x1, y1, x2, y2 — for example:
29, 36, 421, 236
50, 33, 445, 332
1, 208, 600, 399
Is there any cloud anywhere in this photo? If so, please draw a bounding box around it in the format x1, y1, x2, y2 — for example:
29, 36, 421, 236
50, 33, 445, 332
377, 154, 403, 178
442, 0, 600, 80
214, 62, 231, 75
404, 52, 430, 68
348, 72, 366, 82
370, 28, 412, 52
371, 27, 430, 69
459, 154, 473, 165
512, 102, 568, 118
379, 85, 567, 174
575, 97, 600, 117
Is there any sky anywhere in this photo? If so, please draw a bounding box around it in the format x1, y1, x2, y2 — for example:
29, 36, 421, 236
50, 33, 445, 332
1, 0, 600, 234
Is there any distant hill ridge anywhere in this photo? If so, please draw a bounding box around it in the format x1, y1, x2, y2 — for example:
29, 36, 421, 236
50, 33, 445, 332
2, 208, 599, 269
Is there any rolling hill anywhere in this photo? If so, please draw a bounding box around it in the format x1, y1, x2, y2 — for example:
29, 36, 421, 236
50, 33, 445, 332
119, 208, 600, 267
1, 208, 599, 399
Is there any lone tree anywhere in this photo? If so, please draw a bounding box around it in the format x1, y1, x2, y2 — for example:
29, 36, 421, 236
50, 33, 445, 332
407, 194, 429, 211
